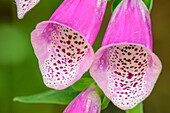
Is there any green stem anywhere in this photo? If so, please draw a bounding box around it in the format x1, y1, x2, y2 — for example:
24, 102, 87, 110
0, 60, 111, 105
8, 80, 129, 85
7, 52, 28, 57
126, 103, 143, 113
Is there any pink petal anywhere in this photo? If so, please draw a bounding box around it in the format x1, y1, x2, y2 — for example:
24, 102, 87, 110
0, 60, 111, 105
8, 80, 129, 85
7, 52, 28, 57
64, 85, 101, 113
49, 0, 107, 45
31, 0, 107, 90
90, 0, 162, 110
15, 0, 40, 19
102, 0, 152, 50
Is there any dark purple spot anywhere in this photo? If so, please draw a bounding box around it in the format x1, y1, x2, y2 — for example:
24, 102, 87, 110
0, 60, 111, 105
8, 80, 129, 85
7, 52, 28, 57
138, 62, 141, 65
134, 60, 138, 63
60, 40, 63, 43
114, 71, 121, 76
68, 59, 73, 63
55, 67, 59, 70
68, 35, 72, 39
120, 83, 124, 87
67, 53, 71, 56
58, 54, 61, 57
80, 51, 84, 54
60, 66, 63, 69
133, 82, 138, 87
74, 41, 78, 44
57, 60, 61, 64
84, 45, 88, 49
53, 63, 57, 66
56, 49, 59, 52
77, 48, 80, 51
123, 87, 130, 90
58, 46, 61, 49
73, 36, 77, 40
127, 72, 133, 79
62, 49, 65, 53
128, 52, 131, 55
66, 41, 71, 44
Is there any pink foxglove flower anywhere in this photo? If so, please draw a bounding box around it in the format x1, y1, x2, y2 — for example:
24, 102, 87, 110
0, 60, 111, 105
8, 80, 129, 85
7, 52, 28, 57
64, 85, 101, 113
15, 0, 40, 19
90, 0, 162, 110
31, 0, 107, 90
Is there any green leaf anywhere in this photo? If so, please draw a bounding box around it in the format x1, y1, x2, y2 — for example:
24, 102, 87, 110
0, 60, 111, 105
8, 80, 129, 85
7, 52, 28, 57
143, 0, 153, 13
72, 78, 94, 91
101, 96, 110, 110
126, 103, 143, 113
13, 87, 79, 105
82, 71, 91, 78
111, 0, 122, 13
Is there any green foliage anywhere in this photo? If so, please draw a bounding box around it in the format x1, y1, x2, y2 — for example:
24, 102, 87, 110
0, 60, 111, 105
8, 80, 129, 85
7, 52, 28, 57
72, 77, 94, 91
143, 0, 153, 13
101, 96, 111, 110
111, 0, 122, 13
82, 70, 91, 78
93, 84, 111, 110
111, 0, 153, 13
13, 87, 79, 105
0, 25, 29, 65
126, 103, 143, 113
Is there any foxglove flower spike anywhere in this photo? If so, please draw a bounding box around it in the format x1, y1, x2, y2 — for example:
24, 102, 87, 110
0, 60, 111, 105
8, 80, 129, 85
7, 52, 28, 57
31, 0, 107, 90
90, 0, 162, 110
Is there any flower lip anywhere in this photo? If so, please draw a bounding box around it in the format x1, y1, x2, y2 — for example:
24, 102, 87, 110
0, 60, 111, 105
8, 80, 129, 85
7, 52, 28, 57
33, 21, 87, 39
15, 0, 40, 19
90, 42, 162, 110
31, 20, 95, 90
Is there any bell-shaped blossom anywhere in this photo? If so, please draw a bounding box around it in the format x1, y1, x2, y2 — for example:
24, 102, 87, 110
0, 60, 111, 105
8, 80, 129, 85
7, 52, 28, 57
31, 0, 107, 90
63, 85, 101, 113
15, 0, 40, 19
90, 0, 162, 110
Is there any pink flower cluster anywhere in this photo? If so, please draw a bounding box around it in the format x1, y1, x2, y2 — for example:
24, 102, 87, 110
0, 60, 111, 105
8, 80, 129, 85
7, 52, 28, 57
16, 0, 162, 112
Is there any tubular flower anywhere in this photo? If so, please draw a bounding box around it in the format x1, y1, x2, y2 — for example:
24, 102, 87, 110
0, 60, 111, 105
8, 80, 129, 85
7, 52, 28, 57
15, 0, 40, 19
90, 0, 162, 110
63, 85, 101, 113
31, 0, 107, 90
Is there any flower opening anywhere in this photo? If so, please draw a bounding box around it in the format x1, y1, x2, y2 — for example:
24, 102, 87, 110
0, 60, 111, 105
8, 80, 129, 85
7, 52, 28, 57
31, 0, 107, 90
90, 0, 162, 110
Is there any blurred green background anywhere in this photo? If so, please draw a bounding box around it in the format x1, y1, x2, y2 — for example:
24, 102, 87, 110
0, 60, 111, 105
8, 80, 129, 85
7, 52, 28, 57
0, 0, 170, 113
